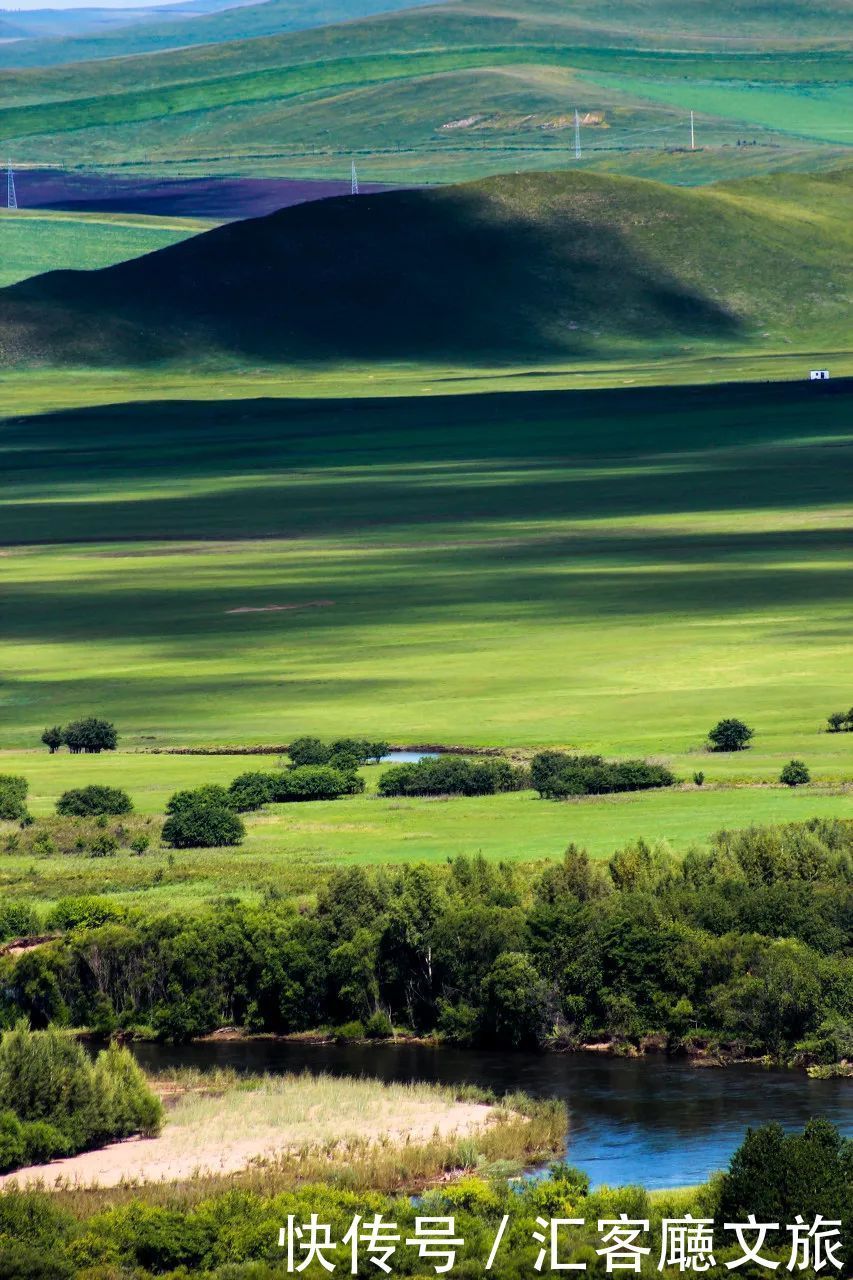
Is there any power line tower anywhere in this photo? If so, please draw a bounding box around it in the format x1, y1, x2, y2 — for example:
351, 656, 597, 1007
351, 159, 359, 195
573, 109, 582, 160
690, 110, 696, 151
6, 159, 17, 210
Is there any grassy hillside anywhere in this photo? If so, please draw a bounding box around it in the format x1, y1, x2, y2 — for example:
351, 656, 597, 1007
0, 0, 848, 182
1, 379, 850, 773
0, 0, 440, 70
1, 168, 848, 367
0, 208, 217, 288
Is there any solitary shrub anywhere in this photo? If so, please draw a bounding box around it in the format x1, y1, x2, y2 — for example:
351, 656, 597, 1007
708, 718, 753, 752
89, 832, 119, 857
692, 771, 705, 787
0, 903, 39, 944
162, 787, 245, 849
62, 718, 118, 754
826, 711, 849, 733
780, 759, 810, 787
0, 775, 28, 821
56, 785, 132, 817
40, 726, 63, 754
272, 765, 363, 802
227, 771, 277, 812
130, 834, 150, 856
364, 1010, 394, 1039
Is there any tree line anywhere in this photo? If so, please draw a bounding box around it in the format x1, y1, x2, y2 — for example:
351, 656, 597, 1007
3, 818, 850, 1064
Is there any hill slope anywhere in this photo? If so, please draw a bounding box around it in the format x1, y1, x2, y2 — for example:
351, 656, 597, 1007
0, 167, 849, 367
0, 0, 848, 184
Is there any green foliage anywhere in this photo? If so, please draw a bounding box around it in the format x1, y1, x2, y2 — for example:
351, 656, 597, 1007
56, 785, 132, 817
0, 774, 29, 821
780, 759, 810, 786
61, 718, 118, 754
718, 1119, 852, 1270
272, 765, 364, 801
0, 1023, 162, 1172
693, 770, 705, 786
378, 756, 523, 797
530, 752, 674, 798
227, 771, 277, 811
708, 718, 753, 752
364, 1009, 394, 1039
40, 727, 62, 754
0, 902, 39, 943
162, 786, 245, 848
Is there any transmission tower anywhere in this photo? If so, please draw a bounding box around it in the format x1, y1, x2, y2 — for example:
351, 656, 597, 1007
351, 159, 359, 195
690, 110, 696, 151
6, 159, 17, 210
573, 109, 582, 160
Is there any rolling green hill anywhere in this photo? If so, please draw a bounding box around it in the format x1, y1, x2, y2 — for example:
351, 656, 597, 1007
0, 0, 440, 70
1, 167, 849, 368
0, 0, 848, 183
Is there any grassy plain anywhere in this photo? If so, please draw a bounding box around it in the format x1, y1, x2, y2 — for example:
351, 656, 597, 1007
0, 209, 217, 287
2, 380, 850, 759
1, 750, 851, 913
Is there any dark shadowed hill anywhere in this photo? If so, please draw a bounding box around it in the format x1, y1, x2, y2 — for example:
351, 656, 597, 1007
0, 168, 848, 367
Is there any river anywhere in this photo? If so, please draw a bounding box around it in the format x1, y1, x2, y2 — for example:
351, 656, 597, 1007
132, 1040, 852, 1189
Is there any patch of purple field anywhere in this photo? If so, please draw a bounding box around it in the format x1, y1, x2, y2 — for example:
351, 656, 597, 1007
18, 170, 400, 220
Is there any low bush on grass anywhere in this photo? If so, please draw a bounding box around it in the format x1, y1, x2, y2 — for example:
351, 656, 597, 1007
60, 718, 118, 754
780, 759, 810, 787
0, 774, 29, 821
826, 707, 853, 732
272, 765, 365, 801
56, 785, 133, 817
530, 752, 674, 799
0, 1023, 162, 1173
707, 717, 753, 752
227, 771, 278, 811
378, 756, 525, 797
162, 787, 245, 849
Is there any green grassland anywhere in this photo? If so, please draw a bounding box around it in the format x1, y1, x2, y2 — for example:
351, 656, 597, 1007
1, 750, 850, 911
0, 209, 217, 288
2, 379, 851, 789
0, 0, 848, 182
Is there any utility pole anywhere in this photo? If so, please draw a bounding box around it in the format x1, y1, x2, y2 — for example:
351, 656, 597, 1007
351, 159, 359, 195
574, 109, 582, 160
690, 110, 695, 151
6, 159, 17, 210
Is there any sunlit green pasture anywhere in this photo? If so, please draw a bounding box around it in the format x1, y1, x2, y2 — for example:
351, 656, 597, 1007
2, 380, 851, 768
0, 209, 216, 287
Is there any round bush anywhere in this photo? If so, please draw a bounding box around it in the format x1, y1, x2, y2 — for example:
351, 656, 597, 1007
780, 759, 810, 787
161, 790, 245, 849
56, 785, 132, 817
227, 771, 277, 812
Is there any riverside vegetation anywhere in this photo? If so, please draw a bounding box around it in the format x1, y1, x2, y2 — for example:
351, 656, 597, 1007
1, 818, 850, 1069
0, 1118, 849, 1278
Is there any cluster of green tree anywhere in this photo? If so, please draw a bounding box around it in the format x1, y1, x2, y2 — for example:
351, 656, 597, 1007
56, 785, 133, 817
530, 753, 674, 799
289, 736, 388, 768
228, 764, 365, 811
826, 706, 853, 732
4, 819, 850, 1062
0, 773, 29, 821
377, 757, 527, 797
0, 1022, 161, 1174
0, 1121, 847, 1279
41, 719, 118, 754
158, 762, 367, 848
